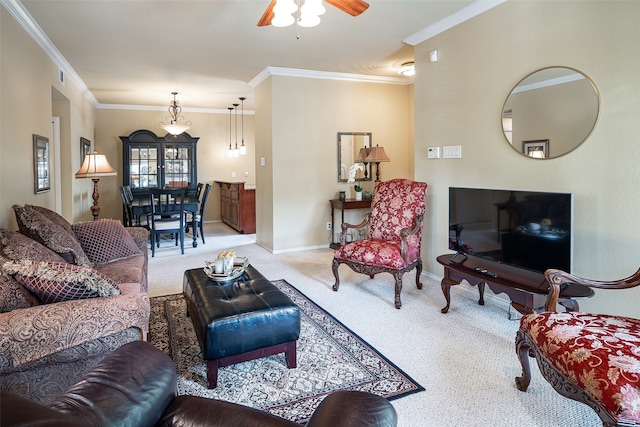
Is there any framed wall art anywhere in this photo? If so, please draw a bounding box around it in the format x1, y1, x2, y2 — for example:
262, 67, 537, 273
33, 134, 50, 193
81, 137, 92, 162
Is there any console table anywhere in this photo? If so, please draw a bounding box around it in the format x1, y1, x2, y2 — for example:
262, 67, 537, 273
329, 198, 372, 249
436, 254, 594, 315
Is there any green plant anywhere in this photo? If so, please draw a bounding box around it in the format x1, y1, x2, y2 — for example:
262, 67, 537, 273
354, 184, 362, 192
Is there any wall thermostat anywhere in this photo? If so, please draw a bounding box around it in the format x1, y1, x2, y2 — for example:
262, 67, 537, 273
428, 147, 440, 159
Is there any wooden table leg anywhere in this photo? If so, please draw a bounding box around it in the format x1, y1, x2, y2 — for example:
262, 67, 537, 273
441, 277, 459, 313
477, 281, 485, 306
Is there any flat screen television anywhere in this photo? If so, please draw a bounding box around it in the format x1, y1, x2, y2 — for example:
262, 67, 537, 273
448, 187, 573, 273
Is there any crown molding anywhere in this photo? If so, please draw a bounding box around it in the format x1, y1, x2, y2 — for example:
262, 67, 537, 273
249, 66, 412, 88
403, 0, 507, 46
96, 104, 255, 115
512, 73, 585, 94
2, 0, 100, 106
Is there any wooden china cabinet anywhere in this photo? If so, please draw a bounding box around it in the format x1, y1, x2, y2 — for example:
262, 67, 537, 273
120, 129, 199, 198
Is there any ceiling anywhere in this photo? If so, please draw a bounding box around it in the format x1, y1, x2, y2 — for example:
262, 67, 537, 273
13, 0, 488, 111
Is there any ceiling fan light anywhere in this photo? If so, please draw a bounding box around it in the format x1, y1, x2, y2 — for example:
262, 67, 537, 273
301, 0, 325, 16
272, 13, 295, 27
273, 0, 298, 14
298, 13, 321, 27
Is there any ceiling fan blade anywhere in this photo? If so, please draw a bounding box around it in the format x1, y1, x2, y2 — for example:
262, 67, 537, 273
257, 0, 277, 26
258, 0, 369, 26
325, 0, 369, 16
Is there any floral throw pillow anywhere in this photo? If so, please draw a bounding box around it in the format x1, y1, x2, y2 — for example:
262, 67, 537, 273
2, 260, 120, 304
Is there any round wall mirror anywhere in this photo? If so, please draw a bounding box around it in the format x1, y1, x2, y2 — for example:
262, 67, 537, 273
502, 67, 600, 159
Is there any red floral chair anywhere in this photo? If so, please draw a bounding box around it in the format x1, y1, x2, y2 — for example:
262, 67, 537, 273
516, 268, 640, 427
332, 179, 427, 309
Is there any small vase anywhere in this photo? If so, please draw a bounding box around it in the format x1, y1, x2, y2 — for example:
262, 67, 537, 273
355, 191, 362, 201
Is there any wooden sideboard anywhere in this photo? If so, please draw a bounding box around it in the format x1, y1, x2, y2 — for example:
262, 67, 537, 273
214, 181, 256, 234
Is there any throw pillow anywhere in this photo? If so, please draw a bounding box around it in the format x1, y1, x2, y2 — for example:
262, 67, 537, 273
27, 204, 75, 235
0, 227, 66, 263
13, 205, 92, 267
72, 219, 142, 266
0, 254, 40, 312
2, 260, 120, 304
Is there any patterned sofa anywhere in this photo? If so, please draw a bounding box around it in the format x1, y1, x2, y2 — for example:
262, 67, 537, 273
0, 204, 150, 403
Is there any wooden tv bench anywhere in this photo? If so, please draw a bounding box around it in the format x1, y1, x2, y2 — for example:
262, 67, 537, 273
436, 254, 594, 315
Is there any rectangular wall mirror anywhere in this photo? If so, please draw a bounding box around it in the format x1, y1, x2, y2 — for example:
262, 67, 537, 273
337, 132, 372, 182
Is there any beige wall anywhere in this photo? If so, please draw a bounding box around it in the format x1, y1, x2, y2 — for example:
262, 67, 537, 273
5, 1, 637, 317
94, 108, 256, 224
414, 1, 640, 317
256, 75, 413, 252
1, 9, 95, 228
254, 78, 275, 251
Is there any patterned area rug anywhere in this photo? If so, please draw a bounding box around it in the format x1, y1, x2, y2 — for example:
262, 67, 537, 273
149, 280, 424, 424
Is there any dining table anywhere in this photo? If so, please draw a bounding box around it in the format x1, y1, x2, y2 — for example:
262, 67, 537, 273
131, 194, 200, 247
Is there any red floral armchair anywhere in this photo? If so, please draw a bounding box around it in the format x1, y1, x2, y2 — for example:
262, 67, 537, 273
516, 268, 640, 427
332, 179, 427, 309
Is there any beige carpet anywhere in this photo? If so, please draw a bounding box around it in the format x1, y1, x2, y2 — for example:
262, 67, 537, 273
149, 283, 423, 424
148, 222, 601, 427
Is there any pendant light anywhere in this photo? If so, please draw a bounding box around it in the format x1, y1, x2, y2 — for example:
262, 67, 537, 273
239, 97, 247, 155
233, 103, 240, 157
159, 92, 191, 136
227, 107, 234, 158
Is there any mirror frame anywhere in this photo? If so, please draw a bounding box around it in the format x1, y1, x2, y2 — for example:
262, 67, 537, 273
337, 132, 372, 182
501, 66, 600, 159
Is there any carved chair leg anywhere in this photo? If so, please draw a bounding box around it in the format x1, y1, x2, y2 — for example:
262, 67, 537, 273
415, 258, 423, 289
332, 258, 341, 292
393, 272, 404, 309
515, 330, 532, 392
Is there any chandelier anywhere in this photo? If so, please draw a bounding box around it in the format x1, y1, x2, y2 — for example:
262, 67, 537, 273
160, 92, 191, 136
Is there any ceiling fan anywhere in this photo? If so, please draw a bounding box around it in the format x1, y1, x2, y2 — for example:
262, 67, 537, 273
257, 0, 369, 27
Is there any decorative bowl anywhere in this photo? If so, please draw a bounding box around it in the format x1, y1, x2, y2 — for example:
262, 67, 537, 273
204, 257, 249, 281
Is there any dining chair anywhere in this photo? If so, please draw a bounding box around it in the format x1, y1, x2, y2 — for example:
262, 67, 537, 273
332, 179, 428, 309
187, 183, 211, 244
148, 188, 186, 257
195, 182, 204, 201
119, 186, 134, 227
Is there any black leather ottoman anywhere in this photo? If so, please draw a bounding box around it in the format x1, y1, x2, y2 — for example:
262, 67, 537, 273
183, 265, 301, 388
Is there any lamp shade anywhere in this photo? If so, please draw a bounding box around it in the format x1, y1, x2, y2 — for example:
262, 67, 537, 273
75, 151, 117, 178
365, 146, 390, 163
355, 147, 371, 163
161, 123, 190, 136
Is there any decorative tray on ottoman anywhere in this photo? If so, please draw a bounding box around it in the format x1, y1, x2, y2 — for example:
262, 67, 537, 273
204, 257, 249, 281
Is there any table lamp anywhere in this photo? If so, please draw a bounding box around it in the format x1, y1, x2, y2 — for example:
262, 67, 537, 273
365, 145, 390, 182
75, 150, 117, 220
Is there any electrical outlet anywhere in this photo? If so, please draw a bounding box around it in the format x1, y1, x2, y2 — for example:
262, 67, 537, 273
326, 222, 332, 230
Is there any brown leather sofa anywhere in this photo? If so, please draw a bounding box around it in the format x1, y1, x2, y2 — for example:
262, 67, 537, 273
1, 340, 398, 427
